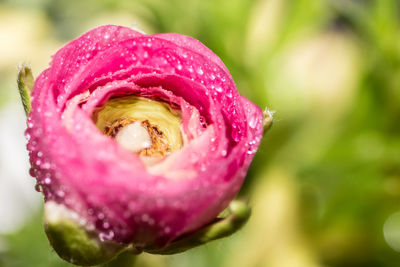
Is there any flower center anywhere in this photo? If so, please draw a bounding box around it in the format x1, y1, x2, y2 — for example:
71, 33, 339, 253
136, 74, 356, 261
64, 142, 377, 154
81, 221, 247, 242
93, 96, 182, 158
112, 121, 152, 153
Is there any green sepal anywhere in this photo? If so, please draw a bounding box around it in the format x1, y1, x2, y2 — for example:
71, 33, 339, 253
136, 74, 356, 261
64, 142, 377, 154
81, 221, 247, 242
144, 199, 251, 255
17, 63, 34, 116
43, 202, 126, 266
263, 108, 275, 134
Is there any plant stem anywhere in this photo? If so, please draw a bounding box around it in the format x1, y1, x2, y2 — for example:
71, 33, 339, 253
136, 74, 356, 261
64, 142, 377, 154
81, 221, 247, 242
100, 252, 136, 267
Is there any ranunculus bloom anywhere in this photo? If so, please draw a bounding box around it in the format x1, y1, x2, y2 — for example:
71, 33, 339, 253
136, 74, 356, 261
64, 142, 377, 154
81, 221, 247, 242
26, 25, 263, 249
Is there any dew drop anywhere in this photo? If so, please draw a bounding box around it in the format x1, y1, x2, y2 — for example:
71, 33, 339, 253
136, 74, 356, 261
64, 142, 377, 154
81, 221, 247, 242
141, 213, 150, 222
99, 231, 114, 242
232, 130, 240, 142
29, 168, 36, 177
34, 183, 42, 192
247, 149, 256, 155
42, 162, 51, 169
56, 190, 65, 198
164, 226, 171, 234
88, 208, 94, 215
98, 212, 105, 220
249, 116, 258, 129
148, 218, 155, 226
79, 218, 87, 226
200, 164, 206, 172
57, 95, 64, 104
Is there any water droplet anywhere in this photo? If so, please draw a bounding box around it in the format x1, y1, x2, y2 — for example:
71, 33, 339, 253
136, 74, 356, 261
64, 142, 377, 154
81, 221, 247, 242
56, 190, 65, 198
34, 183, 42, 192
247, 149, 256, 155
148, 218, 155, 226
249, 116, 258, 129
29, 168, 36, 177
42, 161, 51, 169
200, 164, 206, 171
197, 68, 204, 75
57, 95, 64, 104
141, 213, 150, 222
99, 230, 114, 241
79, 218, 87, 226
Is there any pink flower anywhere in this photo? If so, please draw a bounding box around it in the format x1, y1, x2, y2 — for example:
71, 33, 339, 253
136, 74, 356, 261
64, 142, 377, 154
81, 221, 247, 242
26, 25, 263, 251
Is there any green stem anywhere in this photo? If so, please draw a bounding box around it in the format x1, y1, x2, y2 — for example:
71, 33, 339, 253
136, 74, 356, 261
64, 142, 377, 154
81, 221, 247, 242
99, 252, 137, 267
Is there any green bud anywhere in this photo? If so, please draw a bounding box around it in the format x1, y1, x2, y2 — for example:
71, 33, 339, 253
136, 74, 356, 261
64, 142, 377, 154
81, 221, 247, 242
17, 63, 34, 116
263, 108, 275, 134
43, 202, 126, 266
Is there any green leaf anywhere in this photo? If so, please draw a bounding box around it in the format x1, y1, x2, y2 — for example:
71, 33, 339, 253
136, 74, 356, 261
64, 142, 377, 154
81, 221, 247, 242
17, 63, 34, 116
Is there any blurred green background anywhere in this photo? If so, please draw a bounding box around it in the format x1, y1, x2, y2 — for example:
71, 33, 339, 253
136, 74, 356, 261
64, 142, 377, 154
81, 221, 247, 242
0, 0, 400, 266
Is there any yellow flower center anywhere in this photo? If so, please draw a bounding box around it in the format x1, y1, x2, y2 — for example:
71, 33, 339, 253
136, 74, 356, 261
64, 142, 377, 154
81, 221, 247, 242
93, 96, 182, 157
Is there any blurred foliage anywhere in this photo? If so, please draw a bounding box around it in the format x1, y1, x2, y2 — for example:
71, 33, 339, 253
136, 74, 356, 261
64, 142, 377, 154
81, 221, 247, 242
0, 0, 400, 266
